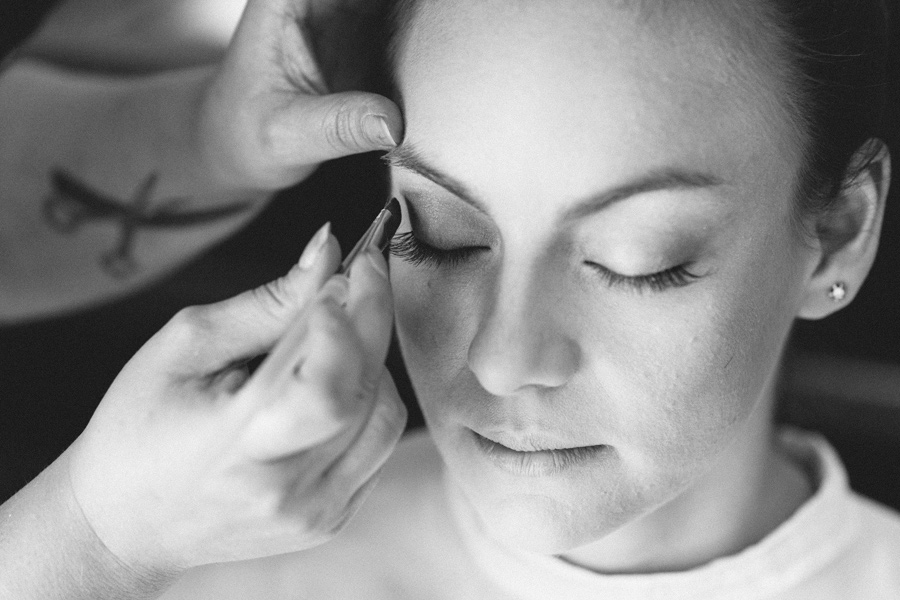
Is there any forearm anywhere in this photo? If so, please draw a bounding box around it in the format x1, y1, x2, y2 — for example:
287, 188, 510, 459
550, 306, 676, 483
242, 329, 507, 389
19, 0, 247, 73
0, 59, 268, 322
0, 447, 179, 600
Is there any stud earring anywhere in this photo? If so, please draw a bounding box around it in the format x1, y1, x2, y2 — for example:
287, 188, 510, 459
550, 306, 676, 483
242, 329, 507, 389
828, 281, 847, 302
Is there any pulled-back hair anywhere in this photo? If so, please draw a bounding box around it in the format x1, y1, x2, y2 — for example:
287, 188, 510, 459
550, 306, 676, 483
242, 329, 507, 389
770, 0, 892, 216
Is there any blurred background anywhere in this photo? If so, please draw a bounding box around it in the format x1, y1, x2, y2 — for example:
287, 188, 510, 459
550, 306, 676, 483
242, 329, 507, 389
2, 1, 899, 510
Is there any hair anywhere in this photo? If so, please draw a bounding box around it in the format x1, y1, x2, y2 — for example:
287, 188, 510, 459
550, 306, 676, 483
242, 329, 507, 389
769, 0, 892, 217
381, 0, 893, 220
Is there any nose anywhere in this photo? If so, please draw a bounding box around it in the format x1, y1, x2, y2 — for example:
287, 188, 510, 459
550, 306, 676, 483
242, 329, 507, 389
466, 270, 581, 396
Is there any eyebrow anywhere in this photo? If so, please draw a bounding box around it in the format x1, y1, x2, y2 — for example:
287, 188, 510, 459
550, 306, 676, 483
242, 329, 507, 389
382, 143, 725, 220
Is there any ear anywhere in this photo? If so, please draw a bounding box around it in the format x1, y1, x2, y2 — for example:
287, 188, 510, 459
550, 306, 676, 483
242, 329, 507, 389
798, 139, 891, 320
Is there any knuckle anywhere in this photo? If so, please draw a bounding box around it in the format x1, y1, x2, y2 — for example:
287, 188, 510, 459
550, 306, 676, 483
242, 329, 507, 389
293, 391, 350, 437
251, 278, 292, 318
295, 503, 348, 545
298, 363, 365, 422
312, 376, 365, 423
257, 112, 291, 163
342, 365, 369, 407
342, 476, 381, 521
244, 473, 356, 549
384, 395, 408, 432
372, 394, 408, 442
256, 487, 288, 521
322, 98, 368, 153
165, 305, 213, 346
326, 505, 358, 537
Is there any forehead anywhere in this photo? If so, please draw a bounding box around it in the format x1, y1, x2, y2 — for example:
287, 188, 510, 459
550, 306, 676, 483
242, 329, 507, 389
394, 0, 788, 104
392, 0, 800, 204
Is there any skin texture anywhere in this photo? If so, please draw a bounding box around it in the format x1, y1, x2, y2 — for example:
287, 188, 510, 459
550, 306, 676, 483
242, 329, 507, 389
0, 0, 403, 320
0, 229, 408, 598
383, 0, 886, 573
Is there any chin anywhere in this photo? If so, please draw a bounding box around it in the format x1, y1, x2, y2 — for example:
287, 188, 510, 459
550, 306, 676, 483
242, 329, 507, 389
471, 491, 627, 555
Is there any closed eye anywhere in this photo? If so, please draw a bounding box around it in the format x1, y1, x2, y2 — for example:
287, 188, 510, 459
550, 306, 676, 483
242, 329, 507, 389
390, 231, 487, 268
586, 262, 701, 292
390, 230, 701, 293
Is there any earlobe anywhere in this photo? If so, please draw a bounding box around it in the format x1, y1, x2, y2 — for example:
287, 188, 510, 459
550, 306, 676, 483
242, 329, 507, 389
797, 139, 891, 320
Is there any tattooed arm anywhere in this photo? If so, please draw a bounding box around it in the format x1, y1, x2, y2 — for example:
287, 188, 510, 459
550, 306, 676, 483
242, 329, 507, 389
0, 0, 401, 322
0, 62, 263, 319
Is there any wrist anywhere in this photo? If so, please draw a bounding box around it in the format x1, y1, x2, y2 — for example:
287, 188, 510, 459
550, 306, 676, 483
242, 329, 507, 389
60, 447, 182, 595
0, 447, 181, 600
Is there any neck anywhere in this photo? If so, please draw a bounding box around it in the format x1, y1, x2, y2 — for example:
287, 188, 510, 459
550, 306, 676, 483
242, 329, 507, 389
560, 395, 812, 574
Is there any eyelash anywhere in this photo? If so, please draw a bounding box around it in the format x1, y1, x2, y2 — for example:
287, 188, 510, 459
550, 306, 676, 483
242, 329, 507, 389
390, 230, 700, 292
390, 231, 484, 267
586, 262, 700, 293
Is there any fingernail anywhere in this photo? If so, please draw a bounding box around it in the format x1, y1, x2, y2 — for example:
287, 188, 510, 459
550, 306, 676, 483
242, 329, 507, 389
299, 222, 331, 270
365, 115, 398, 148
366, 249, 389, 279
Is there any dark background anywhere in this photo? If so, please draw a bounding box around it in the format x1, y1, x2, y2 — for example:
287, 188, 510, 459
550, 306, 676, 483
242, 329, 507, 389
2, 2, 900, 509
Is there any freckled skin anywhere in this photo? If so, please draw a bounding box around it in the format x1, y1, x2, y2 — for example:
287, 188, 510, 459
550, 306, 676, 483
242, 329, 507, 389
389, 0, 820, 572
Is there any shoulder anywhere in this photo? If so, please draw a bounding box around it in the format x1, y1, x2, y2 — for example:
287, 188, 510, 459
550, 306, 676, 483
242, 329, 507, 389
771, 428, 900, 594
848, 492, 900, 552
807, 492, 900, 596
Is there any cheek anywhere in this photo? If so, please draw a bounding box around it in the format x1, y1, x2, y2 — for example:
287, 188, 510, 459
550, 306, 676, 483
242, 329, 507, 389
595, 236, 805, 476
390, 219, 807, 468
391, 263, 474, 389
606, 306, 762, 452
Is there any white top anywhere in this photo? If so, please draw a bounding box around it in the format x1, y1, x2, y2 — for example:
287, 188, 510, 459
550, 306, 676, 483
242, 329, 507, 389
163, 428, 900, 600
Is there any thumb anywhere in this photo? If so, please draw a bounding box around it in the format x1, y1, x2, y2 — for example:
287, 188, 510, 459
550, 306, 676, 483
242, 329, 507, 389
273, 91, 404, 164
161, 224, 342, 374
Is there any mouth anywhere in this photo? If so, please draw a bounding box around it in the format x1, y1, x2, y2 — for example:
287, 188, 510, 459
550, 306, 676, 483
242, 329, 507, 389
470, 430, 608, 476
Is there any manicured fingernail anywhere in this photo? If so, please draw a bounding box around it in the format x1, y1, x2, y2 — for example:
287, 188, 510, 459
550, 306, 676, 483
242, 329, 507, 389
299, 222, 331, 270
366, 249, 389, 279
365, 115, 398, 148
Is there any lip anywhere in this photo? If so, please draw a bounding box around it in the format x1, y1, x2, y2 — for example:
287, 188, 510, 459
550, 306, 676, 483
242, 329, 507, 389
471, 429, 608, 477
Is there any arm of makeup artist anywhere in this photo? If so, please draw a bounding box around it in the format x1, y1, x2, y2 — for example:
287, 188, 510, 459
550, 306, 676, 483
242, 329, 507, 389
0, 227, 407, 599
0, 0, 401, 320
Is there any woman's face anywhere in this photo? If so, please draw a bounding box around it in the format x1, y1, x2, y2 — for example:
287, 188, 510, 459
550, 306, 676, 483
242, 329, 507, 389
388, 0, 819, 553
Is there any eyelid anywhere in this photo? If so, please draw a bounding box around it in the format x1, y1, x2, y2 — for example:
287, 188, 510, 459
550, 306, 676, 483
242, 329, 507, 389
393, 193, 494, 249
396, 189, 495, 238
586, 261, 701, 292
394, 194, 704, 292
390, 231, 487, 268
